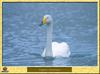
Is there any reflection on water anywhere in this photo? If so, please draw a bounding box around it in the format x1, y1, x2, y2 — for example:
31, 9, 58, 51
43, 59, 53, 66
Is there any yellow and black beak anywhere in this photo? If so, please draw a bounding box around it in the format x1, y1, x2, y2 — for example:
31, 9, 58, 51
39, 16, 47, 26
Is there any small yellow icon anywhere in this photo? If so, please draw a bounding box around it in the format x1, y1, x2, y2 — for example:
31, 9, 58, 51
2, 67, 9, 72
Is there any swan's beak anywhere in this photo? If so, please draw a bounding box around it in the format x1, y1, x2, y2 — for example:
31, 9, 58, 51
39, 16, 46, 26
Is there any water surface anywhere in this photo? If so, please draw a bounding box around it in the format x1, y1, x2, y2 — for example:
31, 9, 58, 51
3, 3, 97, 66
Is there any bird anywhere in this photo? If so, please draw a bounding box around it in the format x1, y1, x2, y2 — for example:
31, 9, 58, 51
40, 15, 71, 58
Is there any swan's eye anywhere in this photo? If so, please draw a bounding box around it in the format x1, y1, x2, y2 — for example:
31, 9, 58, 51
46, 17, 49, 20
46, 17, 49, 23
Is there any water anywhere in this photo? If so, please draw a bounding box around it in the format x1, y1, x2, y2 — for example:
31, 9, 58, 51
3, 3, 97, 66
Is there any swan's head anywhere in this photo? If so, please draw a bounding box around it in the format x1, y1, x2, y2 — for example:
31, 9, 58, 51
40, 15, 53, 26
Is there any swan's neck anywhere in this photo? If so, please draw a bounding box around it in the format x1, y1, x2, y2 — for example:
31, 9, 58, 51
45, 23, 53, 57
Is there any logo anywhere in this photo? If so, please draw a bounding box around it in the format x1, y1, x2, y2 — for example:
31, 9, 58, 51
2, 67, 9, 72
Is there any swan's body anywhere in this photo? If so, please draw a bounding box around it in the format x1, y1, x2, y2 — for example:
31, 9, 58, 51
42, 42, 70, 57
40, 15, 71, 58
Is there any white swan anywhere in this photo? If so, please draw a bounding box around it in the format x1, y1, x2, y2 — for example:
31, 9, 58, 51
40, 15, 71, 58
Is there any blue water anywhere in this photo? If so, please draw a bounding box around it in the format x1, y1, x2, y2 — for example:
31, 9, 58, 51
3, 3, 97, 66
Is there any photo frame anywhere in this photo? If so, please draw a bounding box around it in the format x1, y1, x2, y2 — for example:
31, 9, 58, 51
0, 0, 99, 73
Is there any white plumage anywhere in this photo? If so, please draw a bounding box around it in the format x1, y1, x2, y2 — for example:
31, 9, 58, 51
42, 42, 71, 57
41, 15, 71, 58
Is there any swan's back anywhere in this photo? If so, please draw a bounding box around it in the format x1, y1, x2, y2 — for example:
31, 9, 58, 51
42, 42, 71, 58
52, 42, 70, 57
